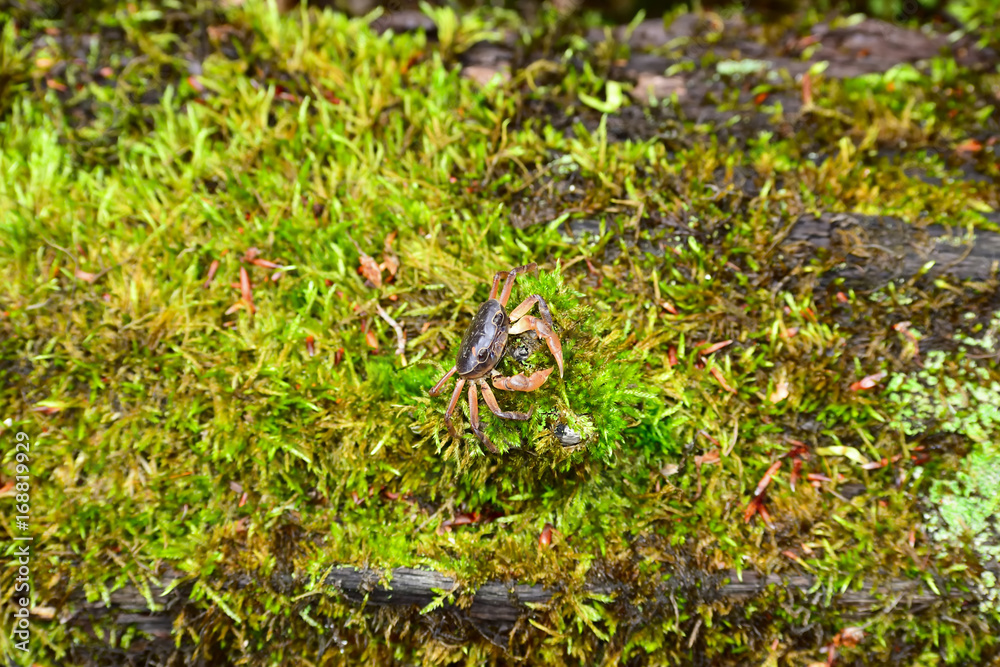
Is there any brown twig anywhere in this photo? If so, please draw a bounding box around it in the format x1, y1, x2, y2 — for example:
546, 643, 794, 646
375, 303, 407, 363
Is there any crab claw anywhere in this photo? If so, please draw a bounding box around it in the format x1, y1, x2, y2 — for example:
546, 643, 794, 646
533, 319, 564, 379
493, 367, 554, 392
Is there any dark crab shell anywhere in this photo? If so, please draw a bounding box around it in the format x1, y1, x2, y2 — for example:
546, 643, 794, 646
455, 298, 508, 379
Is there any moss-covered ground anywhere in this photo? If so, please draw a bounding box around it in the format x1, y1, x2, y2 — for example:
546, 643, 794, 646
2, 1, 1000, 664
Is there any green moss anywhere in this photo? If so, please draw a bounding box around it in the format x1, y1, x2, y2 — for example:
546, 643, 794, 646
884, 312, 1000, 616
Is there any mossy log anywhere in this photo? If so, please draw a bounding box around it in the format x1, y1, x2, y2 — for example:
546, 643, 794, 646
65, 211, 995, 639
781, 212, 1000, 285
70, 565, 969, 638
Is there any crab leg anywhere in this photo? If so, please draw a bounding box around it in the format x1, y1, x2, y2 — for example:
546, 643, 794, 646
497, 263, 537, 306
468, 382, 497, 453
508, 294, 554, 326
492, 367, 554, 392
478, 380, 534, 419
429, 365, 457, 397
509, 314, 564, 378
443, 377, 465, 439
488, 271, 508, 300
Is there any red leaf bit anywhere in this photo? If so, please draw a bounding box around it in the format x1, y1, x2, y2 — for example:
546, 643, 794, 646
439, 512, 480, 533
585, 258, 603, 287
538, 523, 553, 548
365, 328, 379, 350
862, 458, 888, 470
350, 236, 383, 288
697, 430, 721, 447
202, 259, 220, 289
334, 347, 345, 365
790, 458, 803, 491
305, 335, 316, 357
755, 461, 782, 497
667, 346, 679, 368
786, 439, 809, 458
249, 258, 283, 270
695, 449, 720, 468
956, 138, 982, 153
699, 340, 733, 356
75, 268, 99, 283
381, 231, 400, 279
801, 71, 813, 106
240, 266, 255, 313
757, 501, 774, 528
744, 495, 762, 523
710, 367, 737, 393
840, 626, 865, 647
849, 371, 886, 392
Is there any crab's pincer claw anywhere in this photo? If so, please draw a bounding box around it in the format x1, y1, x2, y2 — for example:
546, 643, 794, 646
509, 313, 564, 379
493, 367, 554, 392
537, 320, 564, 379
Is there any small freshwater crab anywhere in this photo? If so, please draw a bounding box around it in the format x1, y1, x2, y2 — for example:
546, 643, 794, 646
429, 263, 564, 453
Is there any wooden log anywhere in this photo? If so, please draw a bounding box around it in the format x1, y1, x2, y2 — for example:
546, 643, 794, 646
67, 564, 970, 636
781, 212, 1000, 285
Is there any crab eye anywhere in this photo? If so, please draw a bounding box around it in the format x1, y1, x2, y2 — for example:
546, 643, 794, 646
493, 312, 504, 325
478, 348, 489, 361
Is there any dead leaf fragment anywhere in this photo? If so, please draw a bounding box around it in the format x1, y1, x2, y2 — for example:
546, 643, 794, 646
849, 371, 885, 391
381, 231, 400, 278
239, 266, 255, 313
710, 367, 737, 393
349, 236, 382, 288
955, 138, 982, 153
695, 450, 720, 467
630, 73, 686, 104
700, 339, 733, 355
769, 380, 789, 403
538, 523, 553, 548
75, 269, 99, 283
462, 66, 510, 86
202, 259, 220, 288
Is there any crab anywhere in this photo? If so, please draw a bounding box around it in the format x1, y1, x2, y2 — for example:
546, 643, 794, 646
428, 263, 564, 453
